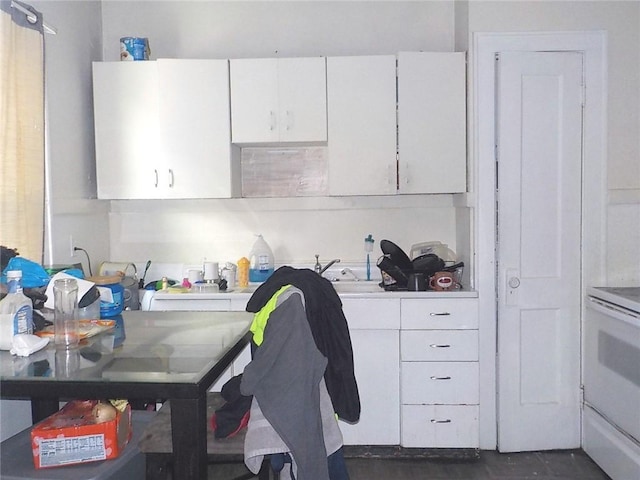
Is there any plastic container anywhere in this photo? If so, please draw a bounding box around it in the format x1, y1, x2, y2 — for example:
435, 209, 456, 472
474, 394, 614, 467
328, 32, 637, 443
78, 297, 100, 320
237, 257, 250, 288
248, 235, 274, 283
0, 270, 33, 350
86, 275, 124, 318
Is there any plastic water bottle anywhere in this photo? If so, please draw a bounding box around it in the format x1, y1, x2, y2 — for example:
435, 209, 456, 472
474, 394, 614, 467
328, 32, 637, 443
0, 270, 33, 349
249, 235, 274, 283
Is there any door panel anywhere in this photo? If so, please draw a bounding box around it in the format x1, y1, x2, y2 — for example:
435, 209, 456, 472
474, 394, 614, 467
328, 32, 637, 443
496, 51, 583, 452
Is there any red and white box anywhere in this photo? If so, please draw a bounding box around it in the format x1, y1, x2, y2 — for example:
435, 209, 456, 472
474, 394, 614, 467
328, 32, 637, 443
30, 400, 132, 469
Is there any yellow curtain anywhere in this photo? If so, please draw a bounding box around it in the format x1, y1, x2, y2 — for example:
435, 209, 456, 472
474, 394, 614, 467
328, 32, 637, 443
0, 3, 45, 263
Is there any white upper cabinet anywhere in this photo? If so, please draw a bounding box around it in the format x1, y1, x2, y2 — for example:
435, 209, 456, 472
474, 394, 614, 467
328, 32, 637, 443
327, 55, 397, 196
92, 60, 237, 199
157, 59, 236, 199
230, 57, 327, 144
93, 62, 160, 199
397, 52, 467, 194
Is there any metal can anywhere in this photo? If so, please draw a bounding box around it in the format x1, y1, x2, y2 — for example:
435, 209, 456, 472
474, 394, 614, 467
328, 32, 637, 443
120, 37, 150, 61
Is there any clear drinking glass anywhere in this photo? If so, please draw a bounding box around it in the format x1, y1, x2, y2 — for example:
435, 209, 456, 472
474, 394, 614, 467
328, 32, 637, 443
54, 278, 80, 348
55, 348, 80, 377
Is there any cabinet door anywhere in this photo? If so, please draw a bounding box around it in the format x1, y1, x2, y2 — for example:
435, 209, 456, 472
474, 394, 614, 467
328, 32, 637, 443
278, 57, 327, 143
157, 59, 234, 198
397, 52, 466, 194
341, 329, 400, 445
93, 62, 161, 199
327, 56, 397, 195
230, 58, 279, 144
230, 57, 327, 143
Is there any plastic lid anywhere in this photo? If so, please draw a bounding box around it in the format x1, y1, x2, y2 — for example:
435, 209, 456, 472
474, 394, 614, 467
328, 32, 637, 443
6, 270, 22, 279
86, 275, 123, 285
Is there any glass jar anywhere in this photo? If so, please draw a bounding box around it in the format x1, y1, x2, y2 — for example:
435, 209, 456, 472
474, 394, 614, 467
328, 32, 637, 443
53, 278, 79, 348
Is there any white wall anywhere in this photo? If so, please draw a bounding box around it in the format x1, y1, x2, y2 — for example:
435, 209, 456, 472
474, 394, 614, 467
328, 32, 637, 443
466, 0, 640, 285
33, 0, 111, 273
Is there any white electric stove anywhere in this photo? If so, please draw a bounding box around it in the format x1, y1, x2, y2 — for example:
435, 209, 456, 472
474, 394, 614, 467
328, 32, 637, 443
583, 286, 640, 479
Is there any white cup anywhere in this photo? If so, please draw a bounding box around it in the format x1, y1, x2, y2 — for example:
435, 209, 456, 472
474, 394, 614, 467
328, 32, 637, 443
188, 269, 204, 284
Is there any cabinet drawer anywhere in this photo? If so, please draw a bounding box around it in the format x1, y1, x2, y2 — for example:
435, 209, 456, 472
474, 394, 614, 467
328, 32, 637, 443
401, 330, 478, 361
342, 298, 400, 330
401, 298, 478, 329
401, 362, 479, 404
401, 404, 479, 448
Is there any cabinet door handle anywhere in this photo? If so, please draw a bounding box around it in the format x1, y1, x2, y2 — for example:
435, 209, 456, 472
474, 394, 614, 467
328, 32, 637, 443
285, 110, 292, 130
430, 419, 452, 424
269, 111, 276, 131
429, 344, 451, 348
168, 169, 174, 188
154, 169, 158, 188
430, 312, 451, 316
430, 376, 452, 380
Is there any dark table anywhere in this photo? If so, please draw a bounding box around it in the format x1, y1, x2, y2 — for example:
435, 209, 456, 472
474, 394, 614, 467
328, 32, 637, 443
0, 310, 253, 480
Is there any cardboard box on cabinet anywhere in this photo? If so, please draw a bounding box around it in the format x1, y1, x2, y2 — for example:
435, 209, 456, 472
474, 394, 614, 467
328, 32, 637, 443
30, 400, 132, 469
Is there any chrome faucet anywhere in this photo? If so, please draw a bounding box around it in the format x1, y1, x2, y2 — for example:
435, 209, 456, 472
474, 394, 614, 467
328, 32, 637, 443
340, 267, 360, 281
314, 255, 340, 275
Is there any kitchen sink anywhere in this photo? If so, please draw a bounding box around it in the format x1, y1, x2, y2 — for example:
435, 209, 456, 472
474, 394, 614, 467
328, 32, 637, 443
329, 281, 383, 294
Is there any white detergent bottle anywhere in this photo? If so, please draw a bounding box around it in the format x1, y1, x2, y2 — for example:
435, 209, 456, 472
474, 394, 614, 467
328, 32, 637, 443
249, 234, 274, 283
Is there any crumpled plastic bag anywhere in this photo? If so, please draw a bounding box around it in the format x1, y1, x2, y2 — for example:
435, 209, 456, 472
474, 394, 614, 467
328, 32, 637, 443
10, 334, 50, 357
1, 257, 50, 288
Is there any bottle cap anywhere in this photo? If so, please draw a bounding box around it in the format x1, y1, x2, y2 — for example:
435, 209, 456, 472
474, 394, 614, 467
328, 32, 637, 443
6, 270, 21, 279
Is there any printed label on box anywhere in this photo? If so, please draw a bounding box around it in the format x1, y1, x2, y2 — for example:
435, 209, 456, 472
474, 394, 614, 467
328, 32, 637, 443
39, 433, 107, 467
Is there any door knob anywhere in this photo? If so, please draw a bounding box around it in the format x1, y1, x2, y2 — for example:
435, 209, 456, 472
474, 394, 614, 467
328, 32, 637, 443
508, 276, 521, 289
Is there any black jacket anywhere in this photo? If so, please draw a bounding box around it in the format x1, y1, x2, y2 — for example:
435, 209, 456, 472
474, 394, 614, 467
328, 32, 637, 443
246, 266, 361, 423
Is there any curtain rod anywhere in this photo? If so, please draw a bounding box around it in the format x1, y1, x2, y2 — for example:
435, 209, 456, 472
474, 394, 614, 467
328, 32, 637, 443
10, 0, 57, 35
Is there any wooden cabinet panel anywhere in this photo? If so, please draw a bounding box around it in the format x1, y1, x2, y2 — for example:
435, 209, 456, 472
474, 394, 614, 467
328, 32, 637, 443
401, 298, 478, 329
402, 405, 479, 448
230, 57, 327, 144
397, 52, 467, 194
401, 330, 478, 362
327, 55, 397, 196
401, 361, 479, 404
93, 62, 160, 199
93, 60, 236, 199
341, 329, 400, 445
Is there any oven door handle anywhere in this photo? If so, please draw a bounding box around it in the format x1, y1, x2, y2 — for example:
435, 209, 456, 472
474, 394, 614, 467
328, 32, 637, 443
587, 297, 640, 327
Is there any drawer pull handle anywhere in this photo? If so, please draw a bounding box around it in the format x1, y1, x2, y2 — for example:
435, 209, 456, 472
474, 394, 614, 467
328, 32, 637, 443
430, 419, 452, 424
429, 344, 451, 348
430, 312, 451, 316
430, 376, 451, 380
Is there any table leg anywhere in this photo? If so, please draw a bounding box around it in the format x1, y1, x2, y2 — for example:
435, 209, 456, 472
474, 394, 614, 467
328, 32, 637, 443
170, 396, 208, 480
31, 398, 59, 423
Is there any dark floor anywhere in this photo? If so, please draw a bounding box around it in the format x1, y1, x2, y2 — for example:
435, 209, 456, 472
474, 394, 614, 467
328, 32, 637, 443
207, 449, 611, 479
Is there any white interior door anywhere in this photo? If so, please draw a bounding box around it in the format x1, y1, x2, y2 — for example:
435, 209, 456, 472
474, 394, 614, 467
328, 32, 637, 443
496, 51, 584, 452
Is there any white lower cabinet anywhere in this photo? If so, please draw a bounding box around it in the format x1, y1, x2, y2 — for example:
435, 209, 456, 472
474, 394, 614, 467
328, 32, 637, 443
340, 298, 400, 445
401, 405, 479, 448
400, 298, 479, 448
